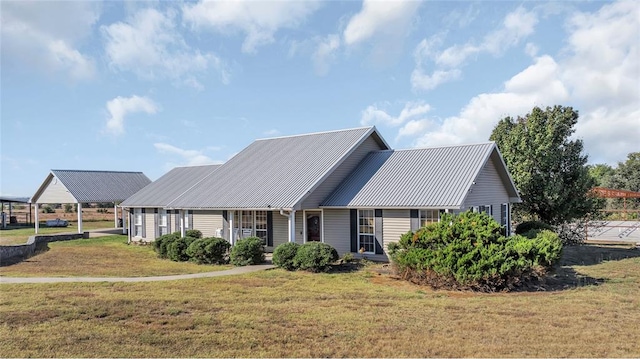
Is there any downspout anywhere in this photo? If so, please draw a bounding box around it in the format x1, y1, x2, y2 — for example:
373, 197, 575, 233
280, 209, 296, 243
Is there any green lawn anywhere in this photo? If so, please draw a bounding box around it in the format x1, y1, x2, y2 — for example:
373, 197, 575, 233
0, 220, 115, 245
1, 244, 639, 357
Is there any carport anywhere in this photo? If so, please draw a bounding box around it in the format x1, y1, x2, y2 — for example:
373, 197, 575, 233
30, 170, 151, 234
0, 196, 31, 228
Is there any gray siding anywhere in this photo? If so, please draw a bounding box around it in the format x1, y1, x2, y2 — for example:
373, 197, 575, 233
382, 209, 410, 251
143, 212, 155, 242
272, 212, 289, 247
300, 136, 385, 209
37, 176, 76, 204
463, 157, 510, 223
323, 209, 351, 255
192, 210, 223, 238
295, 211, 303, 243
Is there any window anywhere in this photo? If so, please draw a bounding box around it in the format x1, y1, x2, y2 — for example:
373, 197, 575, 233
183, 210, 191, 231
358, 209, 375, 253
420, 209, 440, 227
158, 209, 168, 236
501, 203, 510, 235
233, 210, 268, 242
479, 205, 492, 216
133, 208, 143, 237
255, 210, 267, 244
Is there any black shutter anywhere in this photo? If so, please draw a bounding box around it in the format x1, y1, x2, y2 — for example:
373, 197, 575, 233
350, 209, 358, 253
410, 209, 419, 231
222, 210, 228, 240
141, 208, 146, 238
267, 211, 273, 247
374, 209, 383, 254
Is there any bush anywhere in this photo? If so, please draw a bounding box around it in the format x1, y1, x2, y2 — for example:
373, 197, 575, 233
152, 232, 180, 259
167, 236, 198, 262
391, 211, 563, 292
272, 242, 300, 270
515, 221, 554, 235
42, 205, 55, 214
556, 221, 586, 245
186, 229, 203, 239
186, 237, 231, 264
293, 242, 339, 272
230, 237, 265, 266
64, 204, 73, 213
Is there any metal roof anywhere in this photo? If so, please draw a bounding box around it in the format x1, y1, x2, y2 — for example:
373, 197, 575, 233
121, 165, 220, 207
321, 142, 518, 208
167, 127, 387, 210
31, 170, 151, 203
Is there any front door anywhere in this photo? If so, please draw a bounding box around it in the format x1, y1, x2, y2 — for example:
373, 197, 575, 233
306, 211, 322, 242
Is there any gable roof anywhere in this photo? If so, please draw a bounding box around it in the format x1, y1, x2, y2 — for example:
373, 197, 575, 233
321, 142, 520, 209
31, 170, 151, 203
167, 127, 389, 210
121, 164, 221, 207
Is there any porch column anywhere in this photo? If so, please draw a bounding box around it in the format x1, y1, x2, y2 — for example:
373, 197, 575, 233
288, 209, 296, 243
179, 210, 186, 238
114, 203, 118, 228
77, 202, 83, 234
121, 206, 126, 234
229, 210, 234, 245
34, 204, 39, 234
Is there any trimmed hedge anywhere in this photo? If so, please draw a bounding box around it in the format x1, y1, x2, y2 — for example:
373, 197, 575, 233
167, 236, 198, 262
292, 242, 339, 272
230, 237, 265, 266
186, 229, 203, 239
186, 237, 231, 264
272, 242, 300, 270
153, 232, 180, 259
391, 211, 563, 292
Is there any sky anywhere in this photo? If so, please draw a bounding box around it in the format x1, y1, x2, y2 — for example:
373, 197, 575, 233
1, 0, 638, 197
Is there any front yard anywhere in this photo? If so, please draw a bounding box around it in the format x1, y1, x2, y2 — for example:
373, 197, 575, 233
0, 237, 639, 357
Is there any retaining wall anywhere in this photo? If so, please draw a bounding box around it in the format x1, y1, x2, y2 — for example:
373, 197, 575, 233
0, 232, 89, 266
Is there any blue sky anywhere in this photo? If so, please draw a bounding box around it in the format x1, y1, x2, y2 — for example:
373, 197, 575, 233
1, 0, 638, 197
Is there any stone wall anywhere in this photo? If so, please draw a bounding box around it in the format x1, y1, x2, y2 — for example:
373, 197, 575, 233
0, 232, 89, 266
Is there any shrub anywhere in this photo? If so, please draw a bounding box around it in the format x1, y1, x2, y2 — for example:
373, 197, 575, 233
230, 237, 265, 266
293, 242, 339, 273
186, 237, 231, 264
391, 211, 563, 292
556, 221, 586, 245
186, 229, 203, 239
64, 204, 73, 213
42, 205, 55, 214
167, 236, 198, 262
272, 242, 300, 270
515, 221, 554, 235
152, 232, 180, 259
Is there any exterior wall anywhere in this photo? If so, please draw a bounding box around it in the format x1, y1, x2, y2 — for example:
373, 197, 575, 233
37, 176, 76, 204
295, 210, 303, 243
300, 136, 385, 209
192, 210, 223, 238
462, 157, 510, 223
382, 209, 410, 252
143, 212, 155, 242
322, 209, 351, 255
272, 211, 289, 248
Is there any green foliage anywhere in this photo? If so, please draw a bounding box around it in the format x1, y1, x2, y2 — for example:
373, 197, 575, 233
340, 252, 355, 263
490, 105, 597, 224
607, 152, 640, 210
186, 229, 203, 239
42, 205, 55, 214
152, 232, 180, 259
167, 236, 198, 262
186, 237, 231, 265
64, 204, 73, 213
391, 211, 563, 292
515, 221, 555, 235
272, 242, 300, 270
292, 242, 339, 273
230, 237, 265, 266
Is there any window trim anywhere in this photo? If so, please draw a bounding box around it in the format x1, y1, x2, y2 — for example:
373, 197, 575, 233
158, 209, 168, 236
419, 209, 441, 228
133, 208, 143, 238
357, 209, 375, 254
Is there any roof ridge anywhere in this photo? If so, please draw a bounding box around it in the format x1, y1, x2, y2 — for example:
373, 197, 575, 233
52, 169, 145, 174
389, 141, 495, 152
254, 126, 374, 141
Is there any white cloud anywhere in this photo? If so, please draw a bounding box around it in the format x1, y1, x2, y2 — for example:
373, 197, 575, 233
361, 101, 431, 128
343, 0, 421, 45
0, 1, 98, 80
412, 6, 538, 91
182, 0, 321, 54
263, 129, 281, 136
102, 7, 228, 89
154, 143, 222, 167
105, 95, 159, 135
312, 34, 341, 76
396, 119, 431, 141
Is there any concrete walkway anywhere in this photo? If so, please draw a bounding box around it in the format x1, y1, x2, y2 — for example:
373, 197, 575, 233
0, 264, 276, 284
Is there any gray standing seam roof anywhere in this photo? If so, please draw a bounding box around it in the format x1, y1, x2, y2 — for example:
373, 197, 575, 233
42, 170, 151, 203
167, 127, 386, 209
120, 165, 220, 207
321, 142, 507, 208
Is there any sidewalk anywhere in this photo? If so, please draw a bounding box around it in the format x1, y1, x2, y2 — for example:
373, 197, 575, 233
0, 264, 276, 284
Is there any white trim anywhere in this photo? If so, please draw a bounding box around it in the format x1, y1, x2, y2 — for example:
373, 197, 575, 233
302, 209, 324, 243
357, 209, 375, 254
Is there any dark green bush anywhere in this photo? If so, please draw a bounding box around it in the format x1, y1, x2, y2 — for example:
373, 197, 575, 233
272, 242, 300, 270
186, 237, 231, 264
230, 237, 265, 266
167, 236, 198, 262
391, 211, 563, 292
153, 232, 180, 259
293, 242, 339, 272
515, 221, 554, 235
186, 229, 203, 239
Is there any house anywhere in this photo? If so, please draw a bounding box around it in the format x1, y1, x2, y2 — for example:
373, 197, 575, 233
120, 127, 520, 260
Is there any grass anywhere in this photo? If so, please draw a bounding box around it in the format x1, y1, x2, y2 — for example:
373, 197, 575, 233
1, 244, 639, 357
0, 220, 115, 245
0, 235, 231, 277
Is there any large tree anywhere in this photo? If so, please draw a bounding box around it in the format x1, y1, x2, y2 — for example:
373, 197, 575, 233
608, 152, 640, 209
490, 105, 596, 225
